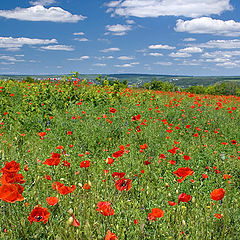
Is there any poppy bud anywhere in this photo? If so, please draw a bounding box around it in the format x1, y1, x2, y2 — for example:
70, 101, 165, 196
168, 193, 171, 197
87, 180, 92, 187
68, 208, 73, 215
67, 217, 73, 225
78, 183, 82, 187
182, 220, 186, 227
192, 197, 196, 203
176, 189, 179, 194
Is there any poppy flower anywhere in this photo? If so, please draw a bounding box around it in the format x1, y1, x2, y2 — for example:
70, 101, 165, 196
105, 157, 114, 164
43, 153, 61, 166
1, 172, 25, 185
140, 144, 147, 150
112, 172, 125, 180
183, 155, 191, 161
148, 208, 164, 221
215, 213, 222, 219
136, 126, 141, 132
0, 183, 24, 203
109, 108, 117, 113
83, 183, 90, 190
210, 188, 225, 201
131, 114, 141, 121
168, 201, 177, 206
1, 160, 20, 175
28, 205, 50, 224
231, 139, 237, 145
173, 167, 194, 181
105, 230, 118, 240
71, 214, 80, 227
96, 201, 115, 216
115, 178, 132, 191
52, 182, 76, 195
46, 197, 59, 206
80, 160, 90, 168
178, 192, 192, 204
112, 150, 124, 158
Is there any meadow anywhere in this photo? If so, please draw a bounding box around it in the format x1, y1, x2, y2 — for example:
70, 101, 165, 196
0, 77, 239, 240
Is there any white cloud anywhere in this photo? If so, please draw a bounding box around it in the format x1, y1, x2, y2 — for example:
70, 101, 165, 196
41, 45, 74, 51
216, 62, 238, 68
68, 56, 90, 61
30, 0, 56, 6
194, 39, 240, 49
202, 50, 240, 58
73, 32, 85, 36
149, 52, 163, 57
118, 56, 134, 60
0, 55, 24, 62
0, 36, 57, 50
106, 24, 132, 36
169, 52, 191, 57
183, 38, 196, 42
0, 62, 15, 65
154, 61, 172, 66
74, 38, 89, 42
0, 5, 86, 22
179, 47, 202, 53
175, 17, 240, 37
179, 60, 202, 66
114, 62, 139, 67
148, 44, 175, 50
100, 47, 120, 52
126, 19, 135, 24
93, 63, 106, 67
106, 0, 232, 18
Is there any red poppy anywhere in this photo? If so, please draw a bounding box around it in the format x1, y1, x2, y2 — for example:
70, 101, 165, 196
1, 172, 25, 185
96, 201, 115, 216
109, 108, 117, 113
210, 188, 225, 201
83, 183, 91, 190
115, 178, 132, 191
71, 214, 80, 227
0, 183, 24, 203
80, 160, 90, 168
136, 126, 141, 132
62, 160, 70, 168
148, 208, 164, 221
105, 230, 118, 240
131, 114, 141, 121
43, 153, 61, 166
140, 144, 147, 150
215, 213, 222, 219
143, 160, 151, 165
183, 155, 191, 161
28, 205, 50, 224
231, 139, 237, 145
112, 150, 124, 158
46, 197, 59, 206
112, 172, 125, 180
52, 182, 76, 195
105, 157, 114, 164
1, 160, 20, 175
178, 192, 192, 204
173, 167, 194, 181
168, 201, 177, 206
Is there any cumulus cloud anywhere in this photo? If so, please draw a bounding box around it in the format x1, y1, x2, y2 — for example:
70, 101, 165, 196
100, 47, 120, 52
74, 38, 89, 42
175, 17, 240, 37
149, 52, 163, 57
148, 44, 175, 50
194, 39, 240, 49
154, 61, 172, 66
0, 55, 24, 62
183, 38, 196, 42
118, 56, 134, 60
41, 45, 74, 51
73, 32, 85, 36
169, 52, 192, 57
0, 36, 57, 50
0, 5, 86, 22
106, 0, 232, 18
106, 24, 132, 36
114, 62, 139, 67
30, 0, 56, 6
93, 63, 106, 67
179, 47, 203, 53
68, 56, 90, 61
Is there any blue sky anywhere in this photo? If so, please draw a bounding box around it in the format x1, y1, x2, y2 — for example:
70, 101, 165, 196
1, 0, 240, 75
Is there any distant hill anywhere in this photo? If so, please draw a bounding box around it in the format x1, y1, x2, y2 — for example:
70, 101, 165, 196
1, 73, 240, 88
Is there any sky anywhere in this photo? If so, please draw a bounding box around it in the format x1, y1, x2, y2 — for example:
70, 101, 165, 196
0, 0, 240, 76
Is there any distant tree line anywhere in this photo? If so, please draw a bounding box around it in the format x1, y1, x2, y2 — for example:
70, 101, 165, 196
142, 78, 240, 96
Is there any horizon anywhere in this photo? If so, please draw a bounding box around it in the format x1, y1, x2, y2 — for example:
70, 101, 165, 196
1, 0, 240, 76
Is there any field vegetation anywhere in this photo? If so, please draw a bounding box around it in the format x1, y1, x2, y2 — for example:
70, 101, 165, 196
0, 76, 239, 239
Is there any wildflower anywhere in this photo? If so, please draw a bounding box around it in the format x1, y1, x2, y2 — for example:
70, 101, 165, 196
115, 178, 132, 191
80, 160, 90, 168
105, 230, 118, 240
178, 192, 192, 204
46, 197, 59, 206
96, 201, 115, 216
210, 188, 225, 201
0, 183, 24, 203
28, 205, 50, 224
148, 208, 164, 221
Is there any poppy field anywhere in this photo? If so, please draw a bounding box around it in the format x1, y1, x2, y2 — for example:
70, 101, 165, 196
0, 78, 239, 240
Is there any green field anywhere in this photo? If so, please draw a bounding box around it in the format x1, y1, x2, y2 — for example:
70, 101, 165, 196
0, 78, 239, 239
